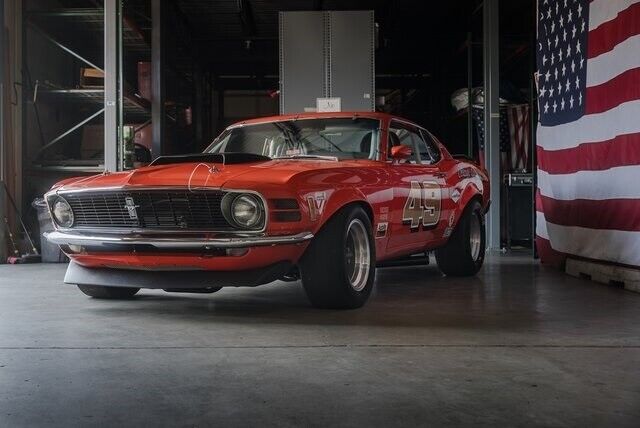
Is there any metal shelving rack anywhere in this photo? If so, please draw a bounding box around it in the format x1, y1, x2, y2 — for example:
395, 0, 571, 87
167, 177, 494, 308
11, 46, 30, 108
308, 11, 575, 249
24, 1, 150, 173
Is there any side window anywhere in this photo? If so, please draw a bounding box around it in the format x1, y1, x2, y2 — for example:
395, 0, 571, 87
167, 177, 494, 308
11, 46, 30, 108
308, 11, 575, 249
389, 121, 421, 163
419, 129, 442, 164
412, 131, 432, 164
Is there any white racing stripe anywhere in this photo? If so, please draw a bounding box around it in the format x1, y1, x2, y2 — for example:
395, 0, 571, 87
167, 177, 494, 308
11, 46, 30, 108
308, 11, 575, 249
536, 211, 640, 266
587, 34, 640, 86
537, 100, 640, 150
537, 165, 640, 200
589, 0, 639, 30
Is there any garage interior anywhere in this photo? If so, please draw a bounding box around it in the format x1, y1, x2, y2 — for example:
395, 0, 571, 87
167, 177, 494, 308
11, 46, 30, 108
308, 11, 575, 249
1, 0, 639, 426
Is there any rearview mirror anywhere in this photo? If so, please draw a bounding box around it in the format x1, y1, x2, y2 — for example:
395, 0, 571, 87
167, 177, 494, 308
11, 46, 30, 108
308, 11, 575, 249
390, 145, 412, 163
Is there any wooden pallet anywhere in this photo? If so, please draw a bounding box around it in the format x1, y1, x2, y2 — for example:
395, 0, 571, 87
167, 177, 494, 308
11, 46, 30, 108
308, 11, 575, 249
566, 258, 640, 293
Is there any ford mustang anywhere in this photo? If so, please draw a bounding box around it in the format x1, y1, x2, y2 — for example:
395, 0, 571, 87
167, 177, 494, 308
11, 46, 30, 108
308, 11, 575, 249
44, 112, 489, 309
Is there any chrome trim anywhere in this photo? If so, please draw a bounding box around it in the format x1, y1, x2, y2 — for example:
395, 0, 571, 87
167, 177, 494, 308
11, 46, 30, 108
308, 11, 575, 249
44, 186, 269, 234
54, 226, 265, 235
44, 230, 313, 249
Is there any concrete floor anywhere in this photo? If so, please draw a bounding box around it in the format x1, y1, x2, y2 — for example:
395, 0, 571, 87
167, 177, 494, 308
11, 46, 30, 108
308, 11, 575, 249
0, 254, 639, 427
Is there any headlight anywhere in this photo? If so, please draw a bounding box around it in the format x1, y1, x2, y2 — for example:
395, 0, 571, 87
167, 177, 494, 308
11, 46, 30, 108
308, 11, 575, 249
50, 196, 74, 228
227, 194, 264, 229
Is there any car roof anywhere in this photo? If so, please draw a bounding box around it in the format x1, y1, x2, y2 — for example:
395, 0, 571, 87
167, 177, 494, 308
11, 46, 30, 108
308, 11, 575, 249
229, 111, 419, 129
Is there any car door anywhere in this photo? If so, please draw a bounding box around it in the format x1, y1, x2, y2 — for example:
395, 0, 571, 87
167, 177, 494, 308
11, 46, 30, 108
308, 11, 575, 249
386, 120, 447, 253
418, 128, 452, 241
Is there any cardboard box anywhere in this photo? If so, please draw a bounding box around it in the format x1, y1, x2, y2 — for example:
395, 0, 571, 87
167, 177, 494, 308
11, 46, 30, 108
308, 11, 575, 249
79, 68, 104, 88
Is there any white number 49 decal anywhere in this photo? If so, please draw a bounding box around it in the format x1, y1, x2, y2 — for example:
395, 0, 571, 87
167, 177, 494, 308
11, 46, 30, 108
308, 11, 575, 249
402, 181, 442, 229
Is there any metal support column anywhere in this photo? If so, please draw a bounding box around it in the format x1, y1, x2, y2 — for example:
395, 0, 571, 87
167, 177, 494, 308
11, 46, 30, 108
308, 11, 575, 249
0, 0, 5, 181
483, 0, 501, 250
194, 66, 204, 149
0, 0, 6, 259
217, 89, 225, 134
151, 0, 167, 158
467, 31, 473, 158
530, 32, 538, 257
104, 0, 121, 172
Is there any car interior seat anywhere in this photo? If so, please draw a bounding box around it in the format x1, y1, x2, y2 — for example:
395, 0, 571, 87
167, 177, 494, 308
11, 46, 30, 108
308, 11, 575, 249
359, 132, 373, 158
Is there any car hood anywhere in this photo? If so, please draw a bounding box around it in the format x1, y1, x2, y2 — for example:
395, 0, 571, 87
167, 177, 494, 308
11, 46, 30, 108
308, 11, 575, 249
53, 159, 380, 192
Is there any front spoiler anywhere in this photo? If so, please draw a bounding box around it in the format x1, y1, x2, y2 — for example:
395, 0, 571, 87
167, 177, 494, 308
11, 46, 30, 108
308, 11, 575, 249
64, 260, 294, 289
45, 230, 313, 249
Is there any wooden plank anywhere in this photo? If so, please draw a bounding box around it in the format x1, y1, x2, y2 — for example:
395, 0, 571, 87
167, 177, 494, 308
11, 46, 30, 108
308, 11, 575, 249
566, 258, 640, 293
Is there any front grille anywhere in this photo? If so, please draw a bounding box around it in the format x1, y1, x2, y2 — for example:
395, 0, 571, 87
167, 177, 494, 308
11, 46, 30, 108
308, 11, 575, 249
63, 189, 235, 231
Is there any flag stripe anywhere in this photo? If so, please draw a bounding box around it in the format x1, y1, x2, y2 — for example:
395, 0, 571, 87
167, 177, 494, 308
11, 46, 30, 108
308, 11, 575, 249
536, 209, 549, 238
537, 99, 640, 151
536, 211, 640, 266
587, 1, 640, 58
535, 236, 566, 267
538, 165, 640, 200
586, 34, 640, 87
536, 132, 640, 174
538, 194, 640, 231
589, 0, 639, 31
584, 67, 640, 114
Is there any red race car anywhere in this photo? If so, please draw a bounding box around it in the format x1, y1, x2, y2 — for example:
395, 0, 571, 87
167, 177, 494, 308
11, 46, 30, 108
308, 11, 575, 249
45, 112, 489, 309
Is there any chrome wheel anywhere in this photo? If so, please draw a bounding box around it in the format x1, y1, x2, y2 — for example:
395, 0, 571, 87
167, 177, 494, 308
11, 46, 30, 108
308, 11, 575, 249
469, 213, 482, 262
344, 218, 371, 292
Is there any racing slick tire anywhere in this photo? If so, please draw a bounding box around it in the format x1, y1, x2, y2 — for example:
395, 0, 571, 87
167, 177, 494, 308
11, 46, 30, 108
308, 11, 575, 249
435, 199, 485, 277
300, 205, 376, 309
77, 284, 140, 299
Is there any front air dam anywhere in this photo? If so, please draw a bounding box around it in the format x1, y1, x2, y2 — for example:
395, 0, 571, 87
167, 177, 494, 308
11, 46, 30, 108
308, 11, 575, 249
63, 260, 294, 289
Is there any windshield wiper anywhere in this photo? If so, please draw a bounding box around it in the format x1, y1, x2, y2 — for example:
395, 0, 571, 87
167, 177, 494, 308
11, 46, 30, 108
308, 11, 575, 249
276, 154, 339, 161
273, 122, 299, 150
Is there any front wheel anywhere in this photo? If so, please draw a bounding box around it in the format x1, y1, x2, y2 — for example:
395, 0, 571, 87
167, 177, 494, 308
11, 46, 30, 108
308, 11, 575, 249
435, 200, 485, 276
77, 284, 140, 299
300, 206, 376, 309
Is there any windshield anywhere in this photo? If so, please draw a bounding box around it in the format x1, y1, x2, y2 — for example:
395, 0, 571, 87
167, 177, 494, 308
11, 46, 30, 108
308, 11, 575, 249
205, 118, 380, 160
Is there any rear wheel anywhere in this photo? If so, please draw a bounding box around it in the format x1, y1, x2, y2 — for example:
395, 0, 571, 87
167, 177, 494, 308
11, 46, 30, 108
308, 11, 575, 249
77, 284, 140, 299
435, 200, 485, 276
300, 206, 376, 309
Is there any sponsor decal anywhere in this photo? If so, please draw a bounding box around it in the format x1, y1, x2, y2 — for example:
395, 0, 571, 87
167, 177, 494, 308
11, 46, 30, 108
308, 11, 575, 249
376, 222, 388, 238
443, 227, 453, 238
457, 167, 477, 179
379, 206, 389, 222
451, 188, 461, 203
307, 192, 326, 221
449, 212, 455, 227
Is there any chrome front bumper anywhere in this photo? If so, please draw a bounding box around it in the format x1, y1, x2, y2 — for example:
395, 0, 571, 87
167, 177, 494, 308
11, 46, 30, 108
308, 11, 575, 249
44, 230, 314, 249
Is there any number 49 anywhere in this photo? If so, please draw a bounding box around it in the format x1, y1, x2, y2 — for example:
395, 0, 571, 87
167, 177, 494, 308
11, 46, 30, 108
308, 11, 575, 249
402, 181, 442, 229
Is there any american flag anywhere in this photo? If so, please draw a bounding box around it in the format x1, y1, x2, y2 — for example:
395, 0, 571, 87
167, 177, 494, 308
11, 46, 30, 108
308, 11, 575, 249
506, 105, 531, 171
472, 104, 531, 172
536, 0, 640, 267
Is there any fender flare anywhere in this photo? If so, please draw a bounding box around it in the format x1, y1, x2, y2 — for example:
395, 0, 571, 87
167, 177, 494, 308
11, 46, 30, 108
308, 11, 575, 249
450, 182, 484, 229
303, 187, 374, 238
299, 188, 375, 263
320, 188, 374, 225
